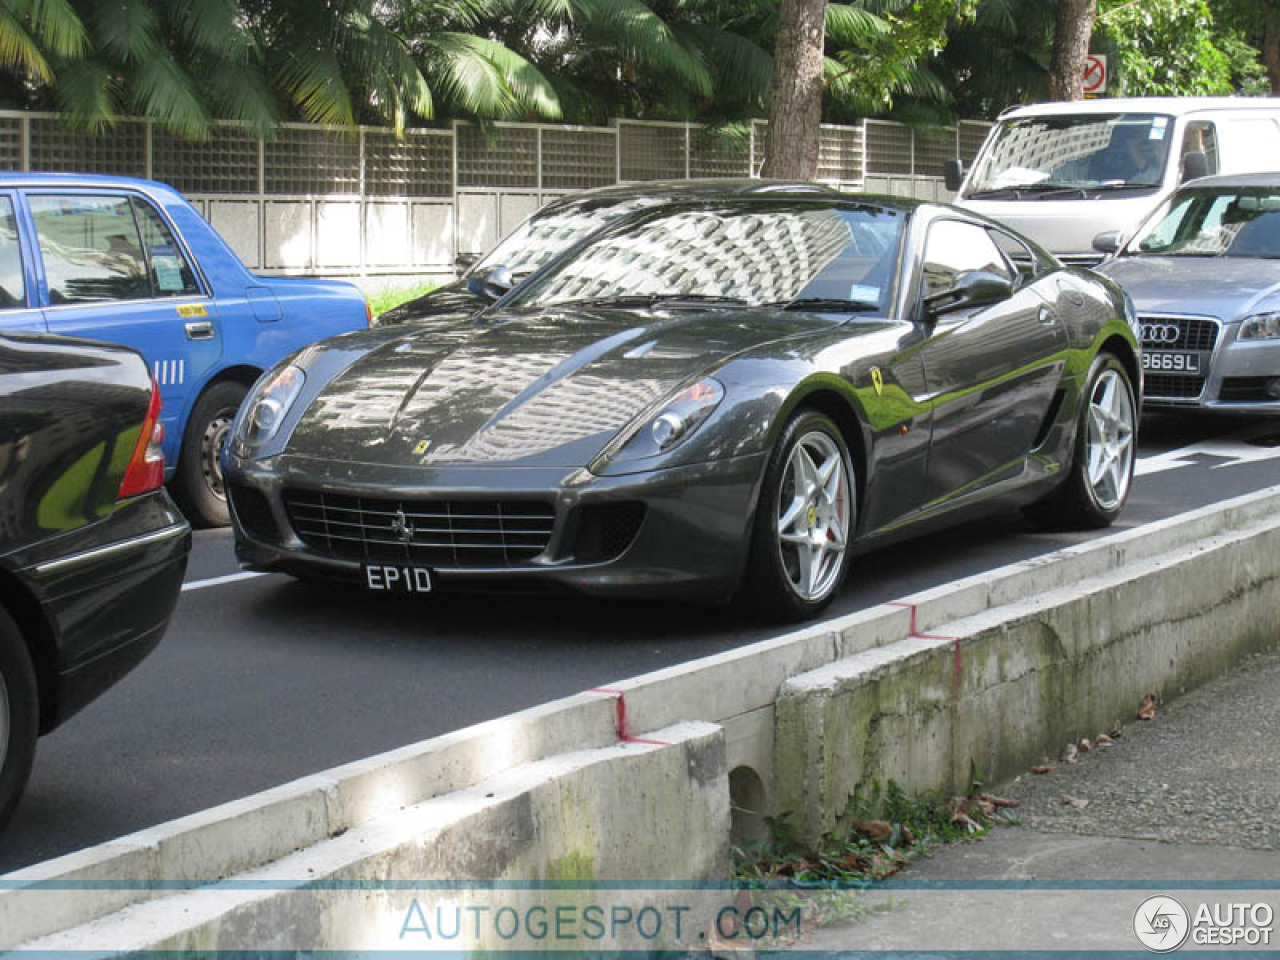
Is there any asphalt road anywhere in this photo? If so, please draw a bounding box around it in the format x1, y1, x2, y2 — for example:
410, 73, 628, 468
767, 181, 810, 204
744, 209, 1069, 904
4, 413, 1280, 873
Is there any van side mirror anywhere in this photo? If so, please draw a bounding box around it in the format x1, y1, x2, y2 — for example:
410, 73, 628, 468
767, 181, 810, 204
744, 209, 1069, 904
924, 269, 1013, 317
1181, 150, 1209, 183
944, 159, 964, 193
1092, 231, 1123, 255
466, 265, 515, 300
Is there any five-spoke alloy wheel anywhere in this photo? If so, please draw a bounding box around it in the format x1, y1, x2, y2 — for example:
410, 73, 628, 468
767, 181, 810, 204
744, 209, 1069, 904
746, 410, 855, 621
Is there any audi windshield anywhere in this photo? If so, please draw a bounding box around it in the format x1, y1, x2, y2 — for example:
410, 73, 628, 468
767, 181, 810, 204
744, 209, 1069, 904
1125, 187, 1280, 259
967, 114, 1174, 197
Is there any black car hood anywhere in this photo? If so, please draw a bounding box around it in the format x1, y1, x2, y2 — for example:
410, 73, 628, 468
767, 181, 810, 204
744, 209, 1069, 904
287, 306, 840, 468
374, 281, 489, 325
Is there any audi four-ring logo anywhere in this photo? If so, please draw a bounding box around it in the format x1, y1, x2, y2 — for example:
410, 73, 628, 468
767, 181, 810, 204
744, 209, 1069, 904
1140, 323, 1181, 345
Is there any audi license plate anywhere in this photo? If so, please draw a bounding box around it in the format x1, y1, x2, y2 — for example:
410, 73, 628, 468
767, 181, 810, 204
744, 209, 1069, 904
1142, 351, 1200, 374
364, 564, 432, 593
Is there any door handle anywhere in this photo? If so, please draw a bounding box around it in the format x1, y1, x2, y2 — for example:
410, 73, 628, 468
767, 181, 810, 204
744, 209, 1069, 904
185, 320, 214, 340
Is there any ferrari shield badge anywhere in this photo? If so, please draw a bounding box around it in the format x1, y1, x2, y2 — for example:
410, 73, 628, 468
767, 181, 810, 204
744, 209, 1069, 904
870, 367, 884, 397
414, 439, 432, 457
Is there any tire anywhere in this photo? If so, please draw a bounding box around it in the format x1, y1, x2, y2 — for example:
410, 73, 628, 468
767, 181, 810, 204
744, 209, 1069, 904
743, 410, 855, 622
174, 380, 248, 528
0, 606, 38, 833
1025, 352, 1137, 530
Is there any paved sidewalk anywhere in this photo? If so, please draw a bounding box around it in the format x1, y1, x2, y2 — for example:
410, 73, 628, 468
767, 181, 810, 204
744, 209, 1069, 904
802, 645, 1280, 953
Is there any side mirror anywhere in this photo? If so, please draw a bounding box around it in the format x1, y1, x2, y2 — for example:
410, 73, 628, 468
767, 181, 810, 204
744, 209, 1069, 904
1092, 230, 1123, 255
924, 269, 1013, 317
466, 265, 515, 300
1181, 149, 1209, 183
455, 251, 481, 274
944, 159, 965, 193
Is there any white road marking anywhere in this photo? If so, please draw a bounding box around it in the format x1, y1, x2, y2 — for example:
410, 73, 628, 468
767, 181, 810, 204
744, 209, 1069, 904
1136, 425, 1280, 477
181, 571, 271, 592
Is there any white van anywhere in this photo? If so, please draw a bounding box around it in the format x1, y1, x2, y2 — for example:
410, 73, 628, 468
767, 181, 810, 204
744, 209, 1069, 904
948, 97, 1280, 264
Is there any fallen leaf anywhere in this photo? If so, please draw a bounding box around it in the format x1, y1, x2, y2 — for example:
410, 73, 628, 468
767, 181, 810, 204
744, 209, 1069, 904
1078, 738, 1092, 753
1061, 795, 1089, 811
853, 819, 893, 843
901, 825, 917, 846
1138, 692, 1157, 721
1062, 742, 1079, 764
870, 854, 905, 879
1030, 764, 1054, 774
1095, 733, 1112, 745
979, 793, 1020, 808
951, 809, 981, 830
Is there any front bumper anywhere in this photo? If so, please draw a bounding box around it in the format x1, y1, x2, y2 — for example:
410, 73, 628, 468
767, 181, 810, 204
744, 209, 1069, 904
224, 451, 768, 600
1143, 320, 1280, 414
12, 491, 191, 731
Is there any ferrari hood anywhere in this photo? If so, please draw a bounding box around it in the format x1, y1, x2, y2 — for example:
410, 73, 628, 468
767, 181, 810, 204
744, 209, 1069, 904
286, 307, 838, 468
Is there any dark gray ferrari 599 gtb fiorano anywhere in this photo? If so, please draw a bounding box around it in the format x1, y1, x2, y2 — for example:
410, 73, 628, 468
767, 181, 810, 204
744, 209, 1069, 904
225, 189, 1141, 621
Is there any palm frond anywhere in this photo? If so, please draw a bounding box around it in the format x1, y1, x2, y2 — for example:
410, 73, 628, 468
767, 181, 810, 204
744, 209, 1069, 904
52, 58, 118, 131
672, 22, 771, 109
279, 49, 354, 127
339, 10, 435, 124
457, 34, 561, 118
201, 56, 280, 136
131, 48, 212, 139
423, 32, 520, 118
173, 0, 245, 58
825, 4, 890, 46
0, 4, 50, 80
23, 0, 87, 58
94, 0, 158, 62
574, 0, 712, 98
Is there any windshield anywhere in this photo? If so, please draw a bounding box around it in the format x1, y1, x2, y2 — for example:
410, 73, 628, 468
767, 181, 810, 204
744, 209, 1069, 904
967, 113, 1173, 195
507, 203, 905, 313
471, 196, 666, 280
1127, 186, 1280, 258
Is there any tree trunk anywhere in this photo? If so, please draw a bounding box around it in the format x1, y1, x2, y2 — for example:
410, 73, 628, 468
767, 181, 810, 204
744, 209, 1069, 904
760, 0, 827, 180
1264, 2, 1280, 95
1046, 0, 1097, 101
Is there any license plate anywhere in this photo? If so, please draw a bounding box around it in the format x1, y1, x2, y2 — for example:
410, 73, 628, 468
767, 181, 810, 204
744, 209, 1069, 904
1142, 350, 1200, 374
364, 564, 432, 593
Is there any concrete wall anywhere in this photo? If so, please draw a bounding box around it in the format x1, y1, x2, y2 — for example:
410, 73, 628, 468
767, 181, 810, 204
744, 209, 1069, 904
7, 486, 1280, 950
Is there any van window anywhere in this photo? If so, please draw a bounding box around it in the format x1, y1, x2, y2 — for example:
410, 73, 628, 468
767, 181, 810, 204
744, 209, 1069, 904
132, 198, 201, 297
1181, 122, 1219, 177
30, 195, 151, 303
0, 198, 25, 308
921, 220, 1013, 298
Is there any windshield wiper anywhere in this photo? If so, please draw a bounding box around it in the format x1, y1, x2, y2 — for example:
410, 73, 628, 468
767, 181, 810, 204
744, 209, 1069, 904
1089, 182, 1159, 193
544, 293, 751, 309
772, 298, 881, 312
966, 187, 1025, 200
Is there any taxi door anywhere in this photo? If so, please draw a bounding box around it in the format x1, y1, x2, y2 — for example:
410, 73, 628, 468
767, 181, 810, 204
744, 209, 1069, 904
25, 189, 223, 466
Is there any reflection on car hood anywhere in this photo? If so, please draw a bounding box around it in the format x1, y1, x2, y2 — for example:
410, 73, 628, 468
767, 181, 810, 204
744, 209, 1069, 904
374, 281, 488, 326
287, 306, 839, 468
1099, 256, 1280, 319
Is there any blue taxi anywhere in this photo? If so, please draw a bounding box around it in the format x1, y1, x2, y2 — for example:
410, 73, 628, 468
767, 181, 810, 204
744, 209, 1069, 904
0, 173, 370, 525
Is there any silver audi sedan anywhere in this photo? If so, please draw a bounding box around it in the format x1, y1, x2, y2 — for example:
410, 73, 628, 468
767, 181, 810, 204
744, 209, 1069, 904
1097, 172, 1280, 413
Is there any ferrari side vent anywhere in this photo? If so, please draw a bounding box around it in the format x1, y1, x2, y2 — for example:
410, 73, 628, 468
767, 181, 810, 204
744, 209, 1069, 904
1032, 389, 1065, 450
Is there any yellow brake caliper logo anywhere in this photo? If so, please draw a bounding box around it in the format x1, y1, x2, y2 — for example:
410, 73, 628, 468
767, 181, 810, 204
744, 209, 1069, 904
870, 367, 884, 396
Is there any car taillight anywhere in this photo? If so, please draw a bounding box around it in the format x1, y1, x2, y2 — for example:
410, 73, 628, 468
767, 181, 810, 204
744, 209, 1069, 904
118, 380, 166, 499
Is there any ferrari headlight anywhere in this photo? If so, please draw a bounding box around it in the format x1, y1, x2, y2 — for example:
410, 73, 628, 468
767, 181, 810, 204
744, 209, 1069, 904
1239, 312, 1280, 341
240, 364, 306, 449
612, 378, 725, 462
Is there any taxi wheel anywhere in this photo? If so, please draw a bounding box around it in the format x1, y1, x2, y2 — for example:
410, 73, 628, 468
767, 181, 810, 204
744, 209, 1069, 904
175, 381, 247, 528
0, 606, 38, 833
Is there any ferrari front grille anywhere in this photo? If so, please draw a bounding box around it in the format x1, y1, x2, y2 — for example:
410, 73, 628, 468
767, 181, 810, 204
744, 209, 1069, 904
283, 490, 556, 567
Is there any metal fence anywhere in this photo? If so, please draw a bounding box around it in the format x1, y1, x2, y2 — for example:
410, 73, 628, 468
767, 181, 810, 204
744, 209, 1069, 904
0, 111, 992, 277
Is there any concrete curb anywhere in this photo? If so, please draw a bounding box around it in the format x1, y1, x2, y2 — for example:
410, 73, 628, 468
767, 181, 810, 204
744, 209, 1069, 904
6, 484, 1280, 949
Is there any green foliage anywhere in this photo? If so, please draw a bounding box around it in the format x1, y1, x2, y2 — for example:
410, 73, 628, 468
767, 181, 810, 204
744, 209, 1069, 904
1098, 0, 1233, 95
368, 282, 439, 317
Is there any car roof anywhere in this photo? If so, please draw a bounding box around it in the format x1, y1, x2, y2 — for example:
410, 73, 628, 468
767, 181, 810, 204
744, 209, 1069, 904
1178, 171, 1280, 189
544, 177, 842, 206
0, 171, 184, 197
1001, 97, 1280, 120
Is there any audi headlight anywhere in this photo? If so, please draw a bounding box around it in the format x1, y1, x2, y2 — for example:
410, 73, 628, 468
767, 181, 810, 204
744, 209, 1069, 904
610, 378, 725, 463
1239, 312, 1280, 341
237, 364, 306, 451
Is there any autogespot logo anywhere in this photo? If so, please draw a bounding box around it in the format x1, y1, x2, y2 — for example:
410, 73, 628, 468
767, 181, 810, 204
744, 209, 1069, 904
1134, 895, 1191, 952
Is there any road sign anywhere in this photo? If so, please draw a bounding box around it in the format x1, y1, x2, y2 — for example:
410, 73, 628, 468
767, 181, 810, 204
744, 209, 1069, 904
1083, 54, 1108, 95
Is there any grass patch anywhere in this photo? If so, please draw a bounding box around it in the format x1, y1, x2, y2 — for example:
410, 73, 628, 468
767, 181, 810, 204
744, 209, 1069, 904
368, 281, 439, 317
727, 778, 1018, 943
